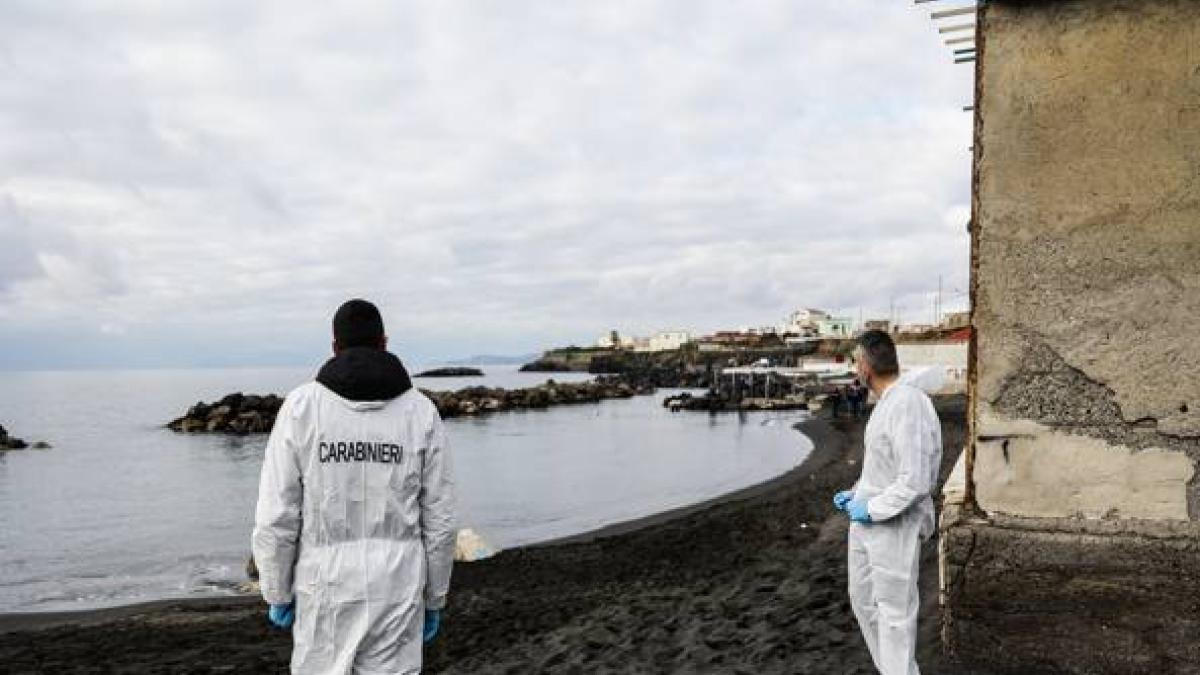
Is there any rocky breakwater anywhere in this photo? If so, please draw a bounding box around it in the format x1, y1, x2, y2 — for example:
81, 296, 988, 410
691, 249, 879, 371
662, 391, 810, 413
0, 424, 50, 450
167, 378, 650, 433
414, 367, 484, 377
0, 424, 27, 450
518, 359, 576, 373
166, 393, 283, 434
426, 377, 643, 419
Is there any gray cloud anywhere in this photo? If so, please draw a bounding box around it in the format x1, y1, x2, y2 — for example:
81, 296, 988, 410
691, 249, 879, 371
0, 1, 973, 367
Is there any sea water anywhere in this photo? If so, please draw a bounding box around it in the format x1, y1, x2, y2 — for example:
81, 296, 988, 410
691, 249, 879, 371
0, 365, 810, 612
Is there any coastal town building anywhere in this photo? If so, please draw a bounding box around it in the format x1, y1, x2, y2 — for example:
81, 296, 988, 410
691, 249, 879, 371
780, 309, 826, 338
696, 330, 781, 352
784, 308, 828, 332
597, 329, 692, 352
596, 331, 622, 349
895, 341, 967, 395
939, 1, 1200, 671
860, 319, 891, 334
644, 330, 692, 353
939, 311, 969, 330
893, 323, 936, 336
778, 308, 857, 341
815, 317, 853, 339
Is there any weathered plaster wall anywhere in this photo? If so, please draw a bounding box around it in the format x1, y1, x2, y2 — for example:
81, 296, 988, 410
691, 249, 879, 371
973, 0, 1200, 519
945, 2, 1200, 671
897, 343, 968, 394
897, 343, 967, 370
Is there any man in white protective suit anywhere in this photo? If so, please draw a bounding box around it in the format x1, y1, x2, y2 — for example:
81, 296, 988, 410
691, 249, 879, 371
253, 298, 457, 674
832, 329, 942, 675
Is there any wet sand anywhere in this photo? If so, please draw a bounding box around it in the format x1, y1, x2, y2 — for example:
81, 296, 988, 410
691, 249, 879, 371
0, 396, 996, 673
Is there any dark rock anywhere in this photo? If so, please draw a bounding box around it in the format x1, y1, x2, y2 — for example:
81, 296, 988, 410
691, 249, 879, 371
415, 367, 485, 377
167, 377, 669, 434
218, 392, 245, 412
1, 424, 32, 450
519, 360, 574, 373
187, 402, 212, 419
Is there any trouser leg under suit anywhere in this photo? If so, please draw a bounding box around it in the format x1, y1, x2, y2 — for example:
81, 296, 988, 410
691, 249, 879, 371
847, 515, 923, 675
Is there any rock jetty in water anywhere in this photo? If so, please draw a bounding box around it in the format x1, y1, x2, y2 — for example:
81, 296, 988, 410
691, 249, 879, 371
518, 360, 574, 373
0, 424, 28, 450
0, 424, 47, 450
167, 377, 649, 434
166, 393, 283, 434
662, 391, 811, 413
414, 367, 485, 377
425, 377, 644, 419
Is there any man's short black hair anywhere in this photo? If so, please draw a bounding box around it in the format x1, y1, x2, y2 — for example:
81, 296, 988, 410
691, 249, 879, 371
333, 299, 385, 349
857, 329, 899, 377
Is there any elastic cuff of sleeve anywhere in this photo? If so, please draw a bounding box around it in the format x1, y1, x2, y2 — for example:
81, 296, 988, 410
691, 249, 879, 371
424, 596, 447, 611
259, 581, 291, 600
261, 588, 294, 606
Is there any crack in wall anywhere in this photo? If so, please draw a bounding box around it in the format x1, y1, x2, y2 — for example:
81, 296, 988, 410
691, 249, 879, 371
991, 337, 1200, 516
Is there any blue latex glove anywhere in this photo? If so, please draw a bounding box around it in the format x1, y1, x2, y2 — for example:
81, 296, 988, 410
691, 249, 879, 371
833, 490, 854, 512
267, 602, 294, 629
846, 498, 872, 523
423, 609, 441, 643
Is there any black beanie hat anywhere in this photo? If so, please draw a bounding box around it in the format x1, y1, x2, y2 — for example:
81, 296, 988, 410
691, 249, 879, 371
332, 299, 385, 349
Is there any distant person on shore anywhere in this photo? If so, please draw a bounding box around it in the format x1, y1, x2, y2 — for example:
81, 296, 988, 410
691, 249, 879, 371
851, 379, 868, 417
832, 330, 942, 675
253, 299, 457, 674
829, 386, 843, 418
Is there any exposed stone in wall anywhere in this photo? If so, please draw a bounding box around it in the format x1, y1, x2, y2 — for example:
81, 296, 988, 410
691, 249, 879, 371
992, 339, 1200, 454
987, 338, 1200, 518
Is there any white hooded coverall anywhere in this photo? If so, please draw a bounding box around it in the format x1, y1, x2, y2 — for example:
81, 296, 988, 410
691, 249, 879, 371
848, 382, 942, 675
253, 382, 456, 674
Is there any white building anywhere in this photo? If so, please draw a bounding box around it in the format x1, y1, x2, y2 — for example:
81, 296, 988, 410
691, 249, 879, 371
816, 317, 854, 338
602, 329, 692, 352
895, 342, 968, 394
646, 330, 692, 352
782, 308, 829, 336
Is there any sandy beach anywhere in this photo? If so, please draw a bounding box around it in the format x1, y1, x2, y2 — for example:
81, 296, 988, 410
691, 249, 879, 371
0, 395, 1000, 673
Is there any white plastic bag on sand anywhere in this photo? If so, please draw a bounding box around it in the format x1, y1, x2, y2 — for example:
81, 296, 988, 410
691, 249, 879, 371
455, 528, 496, 562
898, 366, 946, 394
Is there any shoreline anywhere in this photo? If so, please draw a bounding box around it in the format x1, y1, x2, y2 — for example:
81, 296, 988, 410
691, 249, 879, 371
533, 414, 825, 548
0, 396, 989, 674
0, 415, 821, 630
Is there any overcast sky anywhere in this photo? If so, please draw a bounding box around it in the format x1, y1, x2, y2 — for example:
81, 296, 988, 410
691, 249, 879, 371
0, 1, 973, 369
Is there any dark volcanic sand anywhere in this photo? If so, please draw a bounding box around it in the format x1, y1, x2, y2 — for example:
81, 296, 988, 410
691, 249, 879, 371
0, 396, 1000, 674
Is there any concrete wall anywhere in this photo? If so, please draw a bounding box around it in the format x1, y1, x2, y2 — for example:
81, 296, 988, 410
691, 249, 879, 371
897, 342, 968, 394
972, 0, 1200, 519
944, 1, 1200, 671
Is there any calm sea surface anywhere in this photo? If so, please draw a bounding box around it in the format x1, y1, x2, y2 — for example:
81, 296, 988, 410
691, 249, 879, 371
0, 365, 811, 612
